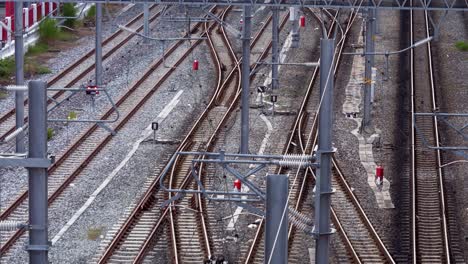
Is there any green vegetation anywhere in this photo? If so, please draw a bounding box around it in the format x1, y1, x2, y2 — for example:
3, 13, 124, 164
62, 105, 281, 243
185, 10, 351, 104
62, 3, 77, 28
47, 127, 54, 141
0, 58, 15, 79
38, 18, 72, 42
85, 5, 96, 21
0, 90, 8, 99
68, 111, 77, 120
455, 41, 468, 52
38, 18, 60, 41
26, 42, 49, 56
87, 227, 102, 240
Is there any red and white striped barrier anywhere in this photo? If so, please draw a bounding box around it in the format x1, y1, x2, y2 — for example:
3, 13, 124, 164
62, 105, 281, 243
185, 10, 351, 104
1, 2, 58, 43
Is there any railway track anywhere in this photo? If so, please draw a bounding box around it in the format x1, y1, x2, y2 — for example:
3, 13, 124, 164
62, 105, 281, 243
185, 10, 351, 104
94, 6, 285, 263
409, 3, 452, 262
0, 8, 218, 259
244, 8, 395, 263
0, 5, 165, 142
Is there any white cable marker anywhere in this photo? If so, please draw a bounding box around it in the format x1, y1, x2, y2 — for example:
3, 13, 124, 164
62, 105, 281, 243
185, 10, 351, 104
52, 90, 184, 245
227, 114, 272, 231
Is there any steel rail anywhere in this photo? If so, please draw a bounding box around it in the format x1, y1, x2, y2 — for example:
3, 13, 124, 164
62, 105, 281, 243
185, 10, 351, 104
243, 8, 338, 263
286, 8, 364, 254
96, 6, 280, 262
161, 10, 289, 263
95, 6, 221, 262
410, 1, 450, 262
0, 11, 216, 257
245, 7, 394, 263
0, 5, 163, 142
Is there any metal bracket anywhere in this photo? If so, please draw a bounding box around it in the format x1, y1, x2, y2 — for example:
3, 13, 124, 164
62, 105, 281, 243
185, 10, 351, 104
0, 157, 51, 168
25, 244, 49, 251
316, 147, 337, 154
311, 227, 337, 238
234, 201, 265, 217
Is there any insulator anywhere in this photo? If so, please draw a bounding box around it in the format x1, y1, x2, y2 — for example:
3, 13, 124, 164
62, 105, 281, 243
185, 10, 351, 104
277, 160, 312, 168
0, 221, 25, 231
282, 154, 313, 161
289, 215, 311, 233
289, 208, 314, 225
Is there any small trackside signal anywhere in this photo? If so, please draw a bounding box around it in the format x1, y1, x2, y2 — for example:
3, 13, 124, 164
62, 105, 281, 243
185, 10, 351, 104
299, 15, 306, 27
86, 85, 99, 95
233, 179, 241, 192
375, 165, 384, 185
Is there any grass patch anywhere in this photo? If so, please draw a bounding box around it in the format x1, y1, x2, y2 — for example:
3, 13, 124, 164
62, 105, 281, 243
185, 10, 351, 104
47, 127, 54, 141
0, 90, 8, 99
62, 3, 77, 28
39, 18, 60, 41
26, 42, 49, 56
85, 5, 96, 20
68, 111, 77, 120
87, 227, 102, 240
0, 58, 15, 79
38, 18, 73, 42
455, 41, 468, 51
24, 59, 51, 76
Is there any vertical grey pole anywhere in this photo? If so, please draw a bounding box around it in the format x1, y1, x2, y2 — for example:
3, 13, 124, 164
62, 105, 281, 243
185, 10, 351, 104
95, 3, 103, 86
363, 7, 375, 129
240, 6, 251, 154
314, 38, 335, 264
14, 1, 25, 153
271, 7, 279, 90
27, 81, 48, 264
265, 174, 288, 264
143, 3, 149, 44
290, 7, 299, 48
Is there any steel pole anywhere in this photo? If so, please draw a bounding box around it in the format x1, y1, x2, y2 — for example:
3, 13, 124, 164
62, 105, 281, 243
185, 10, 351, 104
14, 1, 25, 153
27, 81, 48, 264
143, 3, 149, 43
271, 7, 279, 90
314, 38, 335, 264
95, 3, 103, 86
290, 7, 299, 48
363, 7, 375, 129
265, 174, 288, 264
240, 6, 251, 154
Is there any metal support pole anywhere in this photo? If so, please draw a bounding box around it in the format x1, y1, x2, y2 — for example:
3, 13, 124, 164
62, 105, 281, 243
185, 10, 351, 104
363, 7, 375, 129
14, 1, 25, 153
271, 7, 279, 90
95, 3, 103, 86
265, 174, 288, 264
27, 81, 48, 264
290, 7, 299, 48
143, 3, 149, 43
314, 38, 335, 264
240, 5, 251, 154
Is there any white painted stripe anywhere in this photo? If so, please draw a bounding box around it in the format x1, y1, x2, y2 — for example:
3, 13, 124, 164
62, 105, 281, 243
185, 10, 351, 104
227, 114, 273, 230
51, 90, 184, 245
